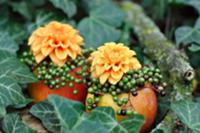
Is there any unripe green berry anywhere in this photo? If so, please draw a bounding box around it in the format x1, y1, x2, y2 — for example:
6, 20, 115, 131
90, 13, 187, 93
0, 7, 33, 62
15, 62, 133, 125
87, 98, 93, 104
55, 85, 59, 89
61, 82, 66, 87
73, 90, 78, 94
123, 98, 128, 103
113, 96, 118, 101
69, 82, 73, 88
117, 101, 123, 106
87, 105, 92, 110
88, 87, 94, 93
126, 110, 132, 115
94, 97, 100, 102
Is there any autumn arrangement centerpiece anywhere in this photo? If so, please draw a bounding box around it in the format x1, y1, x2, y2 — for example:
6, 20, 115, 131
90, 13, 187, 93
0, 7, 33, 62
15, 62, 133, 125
21, 21, 166, 133
85, 42, 167, 133
21, 21, 91, 103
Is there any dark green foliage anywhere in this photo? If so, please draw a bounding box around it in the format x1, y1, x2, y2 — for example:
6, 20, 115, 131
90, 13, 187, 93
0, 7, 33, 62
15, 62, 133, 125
30, 95, 144, 133
0, 0, 200, 133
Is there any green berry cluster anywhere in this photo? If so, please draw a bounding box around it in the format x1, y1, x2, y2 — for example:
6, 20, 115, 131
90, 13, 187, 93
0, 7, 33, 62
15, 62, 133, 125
86, 65, 167, 111
20, 50, 91, 95
38, 57, 89, 90
20, 51, 37, 69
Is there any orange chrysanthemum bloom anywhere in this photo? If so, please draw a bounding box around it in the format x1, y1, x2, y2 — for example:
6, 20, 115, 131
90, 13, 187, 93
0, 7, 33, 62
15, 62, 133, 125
89, 42, 141, 85
28, 21, 83, 66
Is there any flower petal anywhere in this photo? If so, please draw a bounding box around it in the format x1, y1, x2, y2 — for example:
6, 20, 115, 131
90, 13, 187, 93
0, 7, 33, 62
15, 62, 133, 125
112, 64, 121, 72
55, 47, 68, 60
130, 58, 142, 70
108, 77, 119, 85
66, 48, 76, 59
41, 46, 53, 56
95, 65, 105, 76
100, 72, 110, 84
111, 71, 123, 80
35, 52, 45, 63
50, 52, 65, 66
31, 43, 41, 52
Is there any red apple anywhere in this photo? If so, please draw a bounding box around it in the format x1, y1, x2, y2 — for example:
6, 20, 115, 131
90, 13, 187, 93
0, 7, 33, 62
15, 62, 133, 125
28, 67, 87, 103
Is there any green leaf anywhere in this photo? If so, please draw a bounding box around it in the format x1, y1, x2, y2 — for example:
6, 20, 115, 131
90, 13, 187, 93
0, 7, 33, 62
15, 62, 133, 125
0, 18, 27, 44
90, 3, 125, 27
30, 101, 61, 132
49, 0, 77, 17
27, 10, 75, 34
0, 5, 27, 44
0, 51, 37, 84
175, 17, 200, 53
81, 0, 111, 12
30, 95, 144, 133
0, 32, 18, 54
2, 113, 36, 133
9, 1, 32, 20
88, 107, 144, 133
175, 18, 200, 45
175, 26, 200, 46
0, 73, 31, 107
78, 1, 124, 48
188, 43, 200, 52
78, 18, 121, 48
30, 95, 108, 133
171, 100, 200, 133
0, 106, 6, 118
112, 114, 144, 133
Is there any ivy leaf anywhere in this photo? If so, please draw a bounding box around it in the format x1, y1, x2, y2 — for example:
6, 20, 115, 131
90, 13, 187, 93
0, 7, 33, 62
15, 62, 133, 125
2, 113, 36, 133
0, 5, 27, 44
0, 51, 37, 84
30, 95, 108, 133
175, 26, 195, 45
0, 32, 36, 83
171, 100, 200, 133
112, 115, 144, 133
88, 107, 144, 133
90, 3, 125, 27
0, 106, 6, 118
9, 1, 32, 20
0, 73, 31, 108
27, 10, 75, 34
48, 0, 77, 17
0, 18, 27, 44
30, 95, 144, 133
175, 17, 200, 49
0, 32, 18, 55
78, 18, 121, 48
188, 43, 200, 52
81, 0, 111, 12
78, 1, 124, 48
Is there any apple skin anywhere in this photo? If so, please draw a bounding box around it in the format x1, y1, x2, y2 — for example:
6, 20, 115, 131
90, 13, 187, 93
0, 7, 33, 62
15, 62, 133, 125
130, 84, 157, 133
28, 67, 87, 103
86, 83, 157, 133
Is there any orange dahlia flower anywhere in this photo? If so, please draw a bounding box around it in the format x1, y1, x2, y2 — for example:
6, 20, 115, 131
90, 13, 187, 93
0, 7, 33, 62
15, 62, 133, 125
28, 21, 83, 66
89, 42, 141, 85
